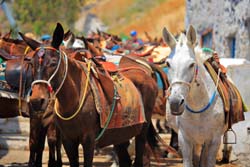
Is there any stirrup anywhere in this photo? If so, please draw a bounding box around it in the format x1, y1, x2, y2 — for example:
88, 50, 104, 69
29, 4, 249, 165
223, 128, 237, 144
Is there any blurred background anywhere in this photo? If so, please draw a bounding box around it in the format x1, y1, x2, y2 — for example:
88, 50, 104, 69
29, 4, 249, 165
1, 0, 249, 59
0, 0, 185, 39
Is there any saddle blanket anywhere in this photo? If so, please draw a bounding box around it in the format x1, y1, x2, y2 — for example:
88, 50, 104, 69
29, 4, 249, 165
90, 72, 146, 129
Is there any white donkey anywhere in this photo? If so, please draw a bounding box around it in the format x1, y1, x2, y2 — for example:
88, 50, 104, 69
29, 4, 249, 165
163, 25, 226, 167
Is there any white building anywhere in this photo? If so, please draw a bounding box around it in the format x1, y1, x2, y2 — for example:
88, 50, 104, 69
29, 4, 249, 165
186, 0, 250, 60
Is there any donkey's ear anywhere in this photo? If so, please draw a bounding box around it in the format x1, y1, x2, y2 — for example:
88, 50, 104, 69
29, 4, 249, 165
51, 23, 64, 49
162, 27, 176, 50
80, 35, 89, 50
187, 25, 196, 47
3, 29, 12, 39
19, 32, 41, 50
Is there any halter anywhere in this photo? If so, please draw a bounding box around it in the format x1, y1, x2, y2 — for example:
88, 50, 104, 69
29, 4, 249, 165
31, 47, 68, 98
167, 64, 198, 93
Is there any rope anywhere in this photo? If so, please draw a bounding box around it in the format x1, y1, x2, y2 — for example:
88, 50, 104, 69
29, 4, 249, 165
54, 61, 91, 121
24, 46, 30, 54
95, 86, 118, 141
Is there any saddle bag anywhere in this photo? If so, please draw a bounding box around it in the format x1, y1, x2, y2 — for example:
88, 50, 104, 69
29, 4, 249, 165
5, 58, 33, 91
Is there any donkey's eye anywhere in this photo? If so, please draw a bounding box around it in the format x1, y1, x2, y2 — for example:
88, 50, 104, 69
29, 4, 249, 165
50, 59, 58, 67
189, 63, 195, 69
166, 60, 171, 68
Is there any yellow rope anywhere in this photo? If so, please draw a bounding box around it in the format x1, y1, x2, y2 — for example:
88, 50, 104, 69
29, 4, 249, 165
54, 61, 91, 121
24, 46, 30, 54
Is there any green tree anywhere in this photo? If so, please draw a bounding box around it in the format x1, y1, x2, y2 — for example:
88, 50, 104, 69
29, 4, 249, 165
12, 0, 82, 36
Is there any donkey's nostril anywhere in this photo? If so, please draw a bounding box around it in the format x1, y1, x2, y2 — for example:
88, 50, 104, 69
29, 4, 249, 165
30, 98, 47, 111
180, 99, 184, 106
40, 98, 45, 106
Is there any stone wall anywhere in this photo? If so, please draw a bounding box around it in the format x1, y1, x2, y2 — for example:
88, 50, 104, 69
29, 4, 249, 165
231, 112, 250, 166
220, 58, 250, 108
216, 59, 250, 165
186, 0, 250, 60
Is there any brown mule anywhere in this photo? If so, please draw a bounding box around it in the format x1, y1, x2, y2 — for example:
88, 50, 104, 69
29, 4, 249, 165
0, 37, 61, 167
0, 37, 32, 56
20, 23, 168, 167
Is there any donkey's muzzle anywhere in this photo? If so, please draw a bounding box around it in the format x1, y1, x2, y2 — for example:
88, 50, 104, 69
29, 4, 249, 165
169, 96, 185, 115
30, 98, 48, 112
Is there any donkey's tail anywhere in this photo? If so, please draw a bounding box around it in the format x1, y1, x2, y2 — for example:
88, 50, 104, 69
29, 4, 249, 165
147, 121, 180, 159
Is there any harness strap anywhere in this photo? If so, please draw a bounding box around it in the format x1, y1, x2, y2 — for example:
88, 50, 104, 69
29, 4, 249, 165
18, 54, 26, 116
10, 43, 15, 55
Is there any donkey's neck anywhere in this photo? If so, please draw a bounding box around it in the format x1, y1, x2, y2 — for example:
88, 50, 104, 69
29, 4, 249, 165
56, 59, 86, 112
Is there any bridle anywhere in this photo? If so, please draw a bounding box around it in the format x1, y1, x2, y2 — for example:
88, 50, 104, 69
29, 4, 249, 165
30, 46, 68, 99
166, 64, 198, 95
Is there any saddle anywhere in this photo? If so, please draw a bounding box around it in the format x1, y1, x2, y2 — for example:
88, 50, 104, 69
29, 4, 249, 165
204, 53, 247, 129
0, 47, 33, 95
71, 48, 118, 105
79, 60, 145, 129
0, 48, 21, 60
5, 58, 33, 94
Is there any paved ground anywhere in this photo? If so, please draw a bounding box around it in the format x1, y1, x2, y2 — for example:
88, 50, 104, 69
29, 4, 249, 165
0, 118, 240, 166
0, 148, 238, 167
0, 138, 239, 167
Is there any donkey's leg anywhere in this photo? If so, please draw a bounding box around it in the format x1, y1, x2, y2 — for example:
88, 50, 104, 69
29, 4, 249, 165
62, 138, 79, 167
29, 116, 46, 167
134, 130, 148, 167
169, 129, 179, 157
28, 117, 38, 167
201, 137, 221, 167
193, 144, 202, 167
114, 141, 132, 167
56, 128, 62, 167
28, 150, 36, 167
34, 129, 46, 167
179, 131, 193, 167
200, 143, 208, 167
47, 123, 57, 167
82, 136, 95, 167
